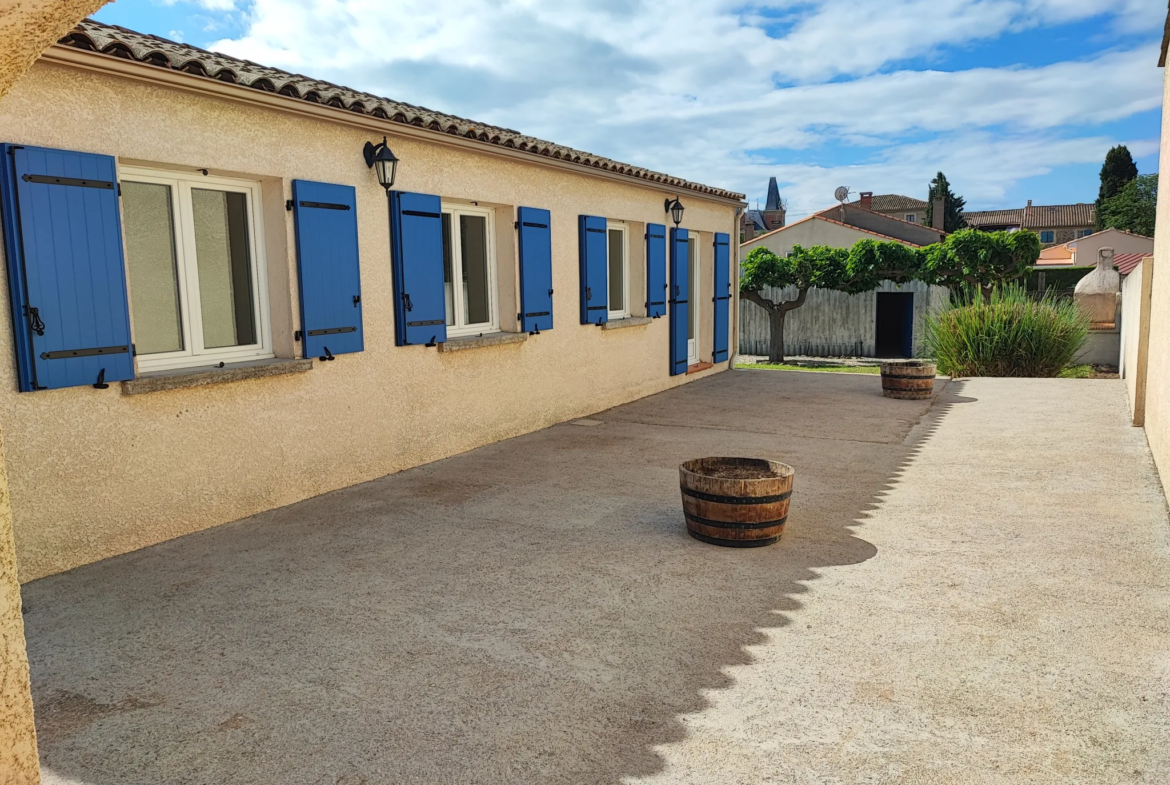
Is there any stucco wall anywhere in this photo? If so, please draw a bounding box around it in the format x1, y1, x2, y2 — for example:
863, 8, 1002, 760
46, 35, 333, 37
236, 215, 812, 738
0, 0, 107, 100
0, 60, 739, 581
1142, 65, 1170, 491
1070, 230, 1154, 263
1120, 258, 1152, 425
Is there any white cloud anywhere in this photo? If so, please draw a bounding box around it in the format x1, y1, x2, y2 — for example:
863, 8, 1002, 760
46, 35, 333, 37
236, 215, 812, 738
207, 0, 1164, 212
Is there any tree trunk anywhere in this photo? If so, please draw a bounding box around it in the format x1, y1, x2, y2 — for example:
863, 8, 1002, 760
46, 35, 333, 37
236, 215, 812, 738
768, 309, 786, 363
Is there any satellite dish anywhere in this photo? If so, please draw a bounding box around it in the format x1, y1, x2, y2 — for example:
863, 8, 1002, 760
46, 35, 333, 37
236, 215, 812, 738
834, 186, 850, 203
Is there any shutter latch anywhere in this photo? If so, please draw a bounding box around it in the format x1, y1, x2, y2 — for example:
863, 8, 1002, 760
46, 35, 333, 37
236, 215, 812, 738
24, 306, 44, 336
403, 293, 413, 312
353, 295, 361, 306
586, 287, 592, 301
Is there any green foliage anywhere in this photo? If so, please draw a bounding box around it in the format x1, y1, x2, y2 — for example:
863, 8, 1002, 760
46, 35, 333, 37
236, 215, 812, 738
922, 284, 1089, 377
1023, 266, 1095, 294
1058, 365, 1093, 379
924, 171, 967, 232
925, 229, 1039, 289
1099, 174, 1157, 237
1096, 145, 1139, 229
740, 245, 846, 293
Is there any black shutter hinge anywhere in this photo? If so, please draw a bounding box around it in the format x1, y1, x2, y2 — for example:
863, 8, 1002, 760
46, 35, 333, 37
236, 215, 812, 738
353, 295, 361, 306
514, 220, 519, 230
286, 199, 294, 211
132, 343, 137, 356
294, 330, 302, 341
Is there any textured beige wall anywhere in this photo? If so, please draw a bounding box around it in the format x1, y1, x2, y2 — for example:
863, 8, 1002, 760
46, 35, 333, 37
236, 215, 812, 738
1119, 258, 1152, 426
0, 61, 738, 581
742, 216, 885, 257
1070, 230, 1154, 264
1144, 65, 1170, 491
0, 0, 106, 99
0, 424, 38, 785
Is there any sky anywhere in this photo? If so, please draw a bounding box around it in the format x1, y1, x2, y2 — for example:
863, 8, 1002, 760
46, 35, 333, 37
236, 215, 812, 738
93, 0, 1165, 217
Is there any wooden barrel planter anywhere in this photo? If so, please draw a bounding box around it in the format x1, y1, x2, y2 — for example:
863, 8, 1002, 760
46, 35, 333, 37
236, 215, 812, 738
679, 457, 794, 547
880, 360, 936, 400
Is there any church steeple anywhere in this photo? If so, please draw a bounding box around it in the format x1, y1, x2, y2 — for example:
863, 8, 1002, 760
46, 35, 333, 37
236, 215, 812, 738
765, 177, 782, 211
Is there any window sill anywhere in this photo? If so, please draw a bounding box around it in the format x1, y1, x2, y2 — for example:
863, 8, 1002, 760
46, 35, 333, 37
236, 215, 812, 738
438, 332, 528, 353
686, 362, 714, 375
121, 357, 313, 396
602, 316, 653, 331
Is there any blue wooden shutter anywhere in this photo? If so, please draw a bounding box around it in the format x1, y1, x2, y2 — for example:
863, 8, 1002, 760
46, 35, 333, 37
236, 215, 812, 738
578, 215, 608, 325
712, 232, 731, 363
390, 191, 446, 346
0, 144, 133, 391
646, 223, 667, 318
517, 207, 553, 333
669, 227, 689, 376
291, 180, 363, 359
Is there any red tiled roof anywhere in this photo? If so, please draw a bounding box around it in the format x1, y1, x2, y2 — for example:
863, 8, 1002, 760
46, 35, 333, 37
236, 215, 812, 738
849, 194, 927, 211
1115, 252, 1153, 275
742, 213, 923, 248
965, 203, 1095, 230
55, 20, 744, 202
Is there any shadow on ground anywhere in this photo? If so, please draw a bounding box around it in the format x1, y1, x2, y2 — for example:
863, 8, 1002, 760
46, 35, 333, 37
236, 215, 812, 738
24, 370, 967, 785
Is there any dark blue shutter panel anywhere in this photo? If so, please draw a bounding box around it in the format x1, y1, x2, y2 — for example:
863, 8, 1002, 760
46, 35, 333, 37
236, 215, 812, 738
517, 207, 553, 333
669, 227, 689, 376
0, 144, 134, 391
578, 215, 608, 325
712, 232, 731, 363
390, 191, 446, 346
291, 180, 363, 359
646, 223, 667, 318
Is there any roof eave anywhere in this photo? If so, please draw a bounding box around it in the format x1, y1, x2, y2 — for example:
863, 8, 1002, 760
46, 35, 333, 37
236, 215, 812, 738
36, 43, 747, 207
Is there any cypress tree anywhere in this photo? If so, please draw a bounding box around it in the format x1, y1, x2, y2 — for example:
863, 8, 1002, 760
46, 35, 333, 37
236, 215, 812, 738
1096, 145, 1138, 228
925, 172, 967, 232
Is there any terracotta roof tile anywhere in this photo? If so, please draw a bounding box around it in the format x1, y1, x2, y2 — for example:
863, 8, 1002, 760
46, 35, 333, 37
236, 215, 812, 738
57, 20, 744, 202
849, 194, 927, 211
1115, 252, 1153, 275
965, 203, 1095, 230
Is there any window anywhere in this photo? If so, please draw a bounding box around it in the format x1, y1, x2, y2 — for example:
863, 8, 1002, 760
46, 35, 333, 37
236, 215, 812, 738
606, 222, 629, 320
442, 203, 497, 337
1039, 231, 1055, 243
1078, 229, 1094, 238
120, 167, 270, 372
905, 214, 916, 223
687, 233, 700, 364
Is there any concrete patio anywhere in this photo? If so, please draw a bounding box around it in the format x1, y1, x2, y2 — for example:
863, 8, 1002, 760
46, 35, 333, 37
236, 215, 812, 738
22, 370, 1170, 784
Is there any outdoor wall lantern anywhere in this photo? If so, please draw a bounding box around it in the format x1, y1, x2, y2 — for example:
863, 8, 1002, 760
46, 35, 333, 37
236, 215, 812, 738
364, 136, 399, 191
665, 197, 684, 227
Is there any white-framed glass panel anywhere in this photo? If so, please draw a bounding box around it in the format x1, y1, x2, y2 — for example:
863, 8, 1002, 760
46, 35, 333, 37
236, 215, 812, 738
687, 233, 700, 364
905, 214, 916, 223
119, 166, 271, 372
441, 203, 498, 337
606, 222, 629, 320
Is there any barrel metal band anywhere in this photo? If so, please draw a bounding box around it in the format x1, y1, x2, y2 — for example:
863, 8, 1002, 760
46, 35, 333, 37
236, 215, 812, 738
684, 511, 787, 530
681, 486, 791, 505
883, 373, 934, 379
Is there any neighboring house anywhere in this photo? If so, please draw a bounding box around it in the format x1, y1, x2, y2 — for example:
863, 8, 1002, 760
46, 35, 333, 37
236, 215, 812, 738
850, 192, 929, 225
1036, 227, 1154, 268
0, 19, 743, 583
966, 200, 1095, 246
739, 209, 947, 358
740, 176, 786, 241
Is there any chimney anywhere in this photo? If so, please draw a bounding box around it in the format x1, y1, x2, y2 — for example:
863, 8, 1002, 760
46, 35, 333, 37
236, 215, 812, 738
931, 193, 945, 230
859, 191, 873, 210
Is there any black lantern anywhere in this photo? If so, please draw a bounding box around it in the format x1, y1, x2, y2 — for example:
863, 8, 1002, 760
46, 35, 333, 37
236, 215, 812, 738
665, 197, 684, 227
363, 137, 399, 190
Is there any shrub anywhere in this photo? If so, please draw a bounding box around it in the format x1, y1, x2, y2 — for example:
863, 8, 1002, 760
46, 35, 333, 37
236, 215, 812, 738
922, 284, 1089, 377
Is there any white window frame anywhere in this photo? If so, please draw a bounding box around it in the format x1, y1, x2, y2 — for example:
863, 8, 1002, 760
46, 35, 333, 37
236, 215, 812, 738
687, 232, 700, 365
905, 214, 916, 223
442, 202, 499, 338
606, 221, 630, 321
118, 166, 271, 373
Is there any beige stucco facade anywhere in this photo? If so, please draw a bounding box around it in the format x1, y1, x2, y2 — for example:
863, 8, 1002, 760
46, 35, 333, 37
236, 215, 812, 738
1141, 63, 1170, 492
0, 0, 106, 99
742, 215, 898, 257
0, 54, 740, 583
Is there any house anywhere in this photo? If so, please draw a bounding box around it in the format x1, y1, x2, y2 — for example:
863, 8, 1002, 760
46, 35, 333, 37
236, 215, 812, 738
739, 205, 947, 358
850, 192, 929, 225
1036, 227, 1154, 268
0, 18, 742, 591
965, 200, 1095, 246
740, 176, 786, 241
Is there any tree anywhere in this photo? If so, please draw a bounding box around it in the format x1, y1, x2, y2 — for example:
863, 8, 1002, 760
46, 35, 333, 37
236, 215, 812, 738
924, 171, 967, 232
739, 230, 1041, 362
1095, 145, 1138, 229
1099, 173, 1157, 238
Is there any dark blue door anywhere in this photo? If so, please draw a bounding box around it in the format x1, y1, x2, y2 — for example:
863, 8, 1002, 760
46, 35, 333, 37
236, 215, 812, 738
669, 228, 689, 375
0, 144, 134, 391
291, 180, 364, 359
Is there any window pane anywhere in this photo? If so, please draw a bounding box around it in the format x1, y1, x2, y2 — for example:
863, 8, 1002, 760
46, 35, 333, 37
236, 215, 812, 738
688, 238, 698, 340
192, 189, 256, 349
122, 181, 183, 354
442, 213, 454, 326
608, 228, 624, 312
460, 214, 490, 325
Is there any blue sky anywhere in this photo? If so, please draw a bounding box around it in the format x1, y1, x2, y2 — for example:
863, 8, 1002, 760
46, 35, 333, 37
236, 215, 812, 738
94, 0, 1164, 215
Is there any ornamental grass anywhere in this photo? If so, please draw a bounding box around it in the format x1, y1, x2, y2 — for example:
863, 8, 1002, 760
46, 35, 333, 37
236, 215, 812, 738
922, 284, 1089, 377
